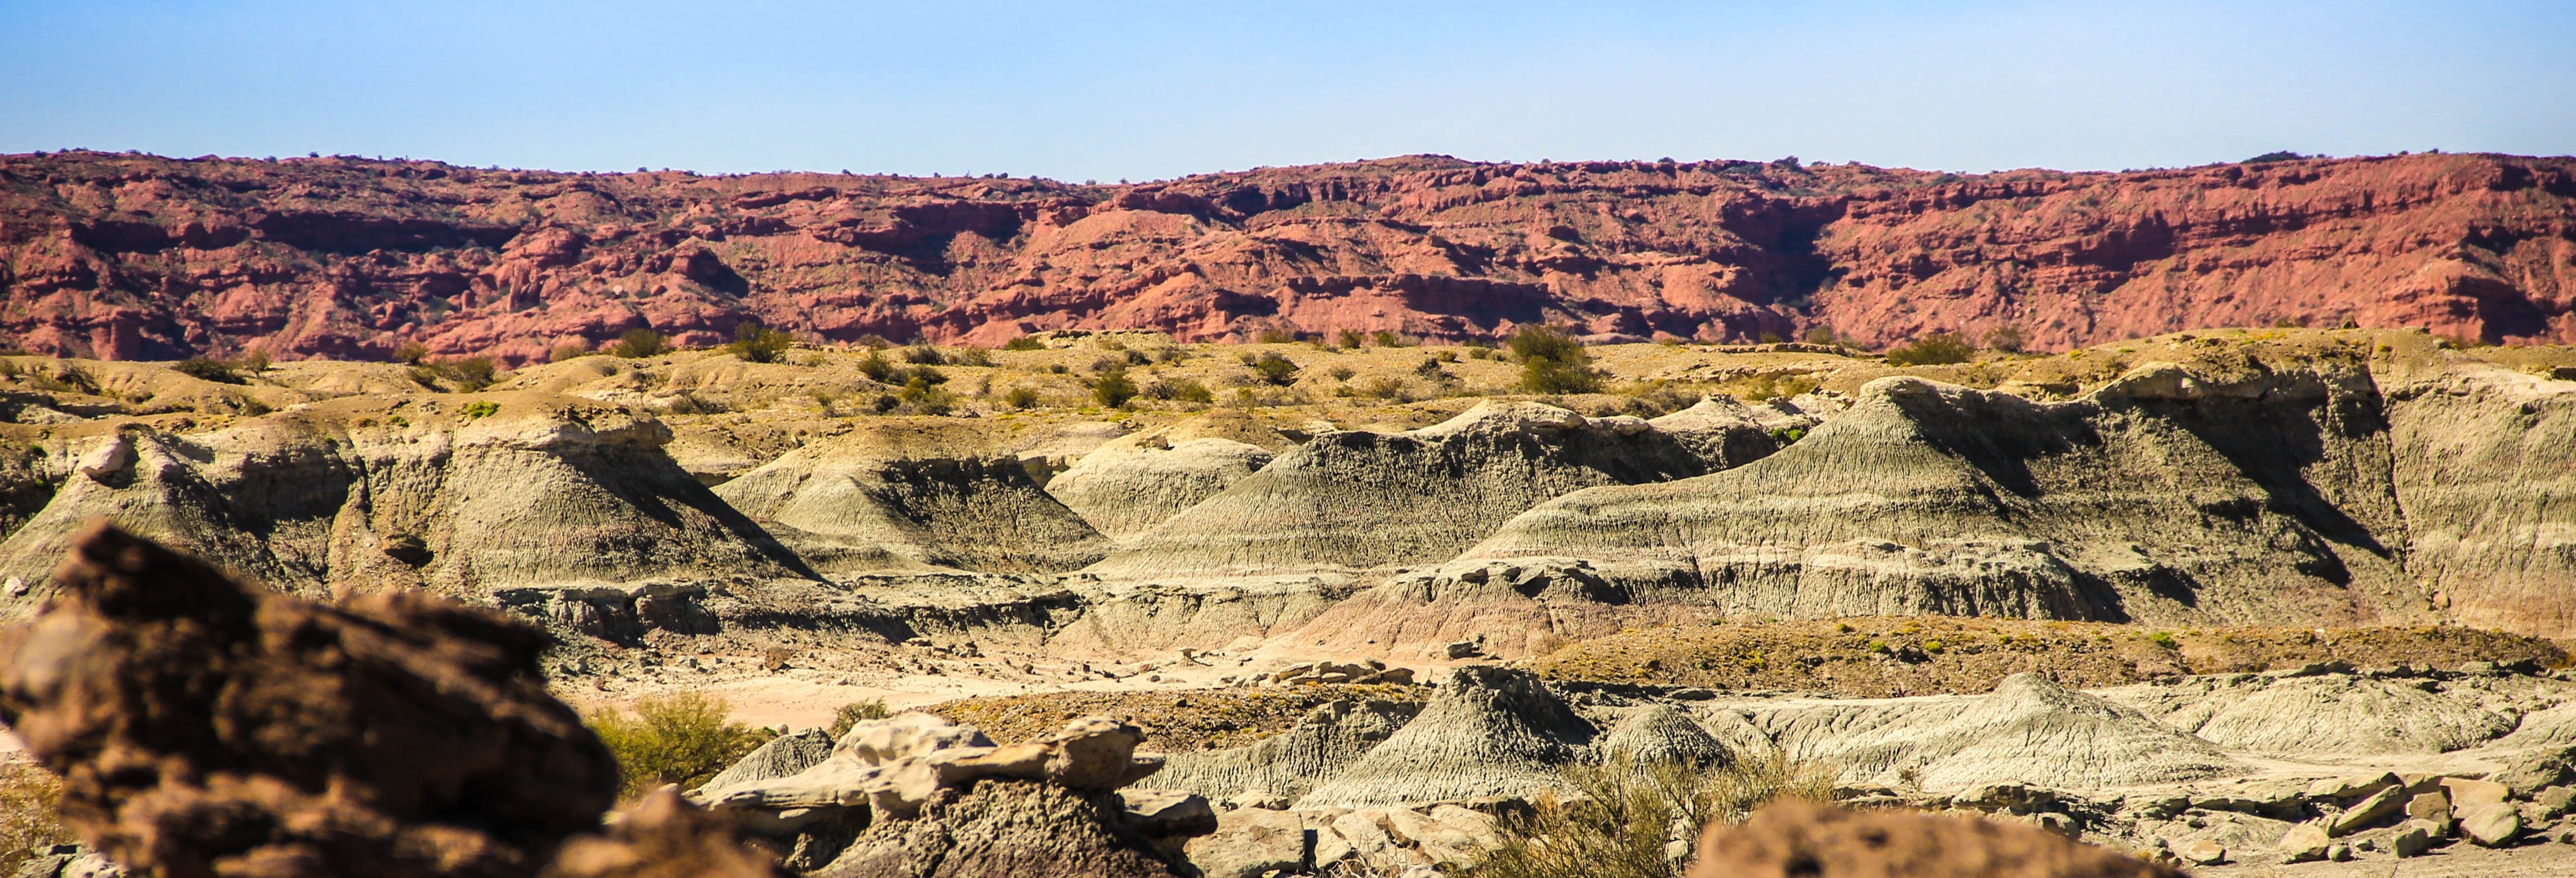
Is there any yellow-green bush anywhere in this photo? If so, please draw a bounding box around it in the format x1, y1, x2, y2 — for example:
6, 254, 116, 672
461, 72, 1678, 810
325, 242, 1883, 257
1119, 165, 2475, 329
1475, 752, 1836, 878
587, 692, 776, 798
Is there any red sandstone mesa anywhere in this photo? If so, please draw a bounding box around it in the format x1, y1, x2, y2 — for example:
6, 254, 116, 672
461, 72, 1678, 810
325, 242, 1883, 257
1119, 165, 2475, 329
3, 150, 2570, 364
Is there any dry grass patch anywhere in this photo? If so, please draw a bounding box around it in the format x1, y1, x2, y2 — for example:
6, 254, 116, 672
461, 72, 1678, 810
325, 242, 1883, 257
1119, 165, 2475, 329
1475, 753, 1838, 878
0, 762, 69, 876
1531, 617, 2565, 697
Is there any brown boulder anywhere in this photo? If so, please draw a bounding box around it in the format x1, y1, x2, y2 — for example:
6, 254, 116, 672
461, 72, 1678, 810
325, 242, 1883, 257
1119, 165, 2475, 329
0, 522, 621, 878
819, 780, 1194, 878
1688, 799, 2181, 878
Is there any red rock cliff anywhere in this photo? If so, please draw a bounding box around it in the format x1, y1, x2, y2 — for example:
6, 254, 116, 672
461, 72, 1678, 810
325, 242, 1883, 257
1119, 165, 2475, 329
2, 151, 2569, 363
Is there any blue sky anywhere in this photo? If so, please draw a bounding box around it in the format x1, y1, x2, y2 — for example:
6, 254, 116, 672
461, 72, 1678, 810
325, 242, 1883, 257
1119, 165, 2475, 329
2, 2, 2569, 180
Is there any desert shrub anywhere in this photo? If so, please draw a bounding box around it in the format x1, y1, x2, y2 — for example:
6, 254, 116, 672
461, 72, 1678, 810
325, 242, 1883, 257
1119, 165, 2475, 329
1883, 331, 1973, 366
550, 342, 594, 362
950, 347, 992, 367
1249, 352, 1301, 386
1328, 365, 1356, 382
1092, 369, 1138, 408
1476, 753, 1836, 878
1357, 377, 1409, 401
1001, 335, 1045, 351
1510, 326, 1603, 394
396, 340, 431, 364
1255, 328, 1297, 344
1373, 330, 1411, 347
587, 692, 776, 798
828, 698, 894, 738
174, 357, 244, 384
461, 401, 501, 419
408, 356, 499, 392
856, 351, 897, 382
896, 377, 956, 415
0, 763, 69, 877
727, 323, 795, 364
1002, 386, 1041, 409
1336, 329, 1365, 349
1145, 377, 1215, 404
611, 328, 669, 359
902, 344, 946, 365
1981, 325, 2028, 354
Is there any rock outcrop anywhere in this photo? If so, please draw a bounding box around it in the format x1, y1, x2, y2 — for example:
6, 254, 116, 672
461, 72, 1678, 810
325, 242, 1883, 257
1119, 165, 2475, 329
713, 426, 1110, 576
0, 522, 623, 878
1084, 401, 1714, 579
1295, 665, 1594, 808
8, 151, 2573, 363
1044, 434, 1275, 543
693, 713, 1214, 878
1150, 699, 1422, 804
0, 395, 814, 628
1748, 674, 2236, 792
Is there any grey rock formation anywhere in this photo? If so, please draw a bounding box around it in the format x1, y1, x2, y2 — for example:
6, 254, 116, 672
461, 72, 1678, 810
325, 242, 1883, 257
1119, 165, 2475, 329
714, 429, 1111, 575
1751, 673, 2236, 792
1593, 703, 1732, 769
1085, 401, 1719, 579
1046, 434, 1275, 542
0, 398, 811, 619
1152, 699, 1422, 803
1296, 666, 1594, 807
2103, 672, 2518, 756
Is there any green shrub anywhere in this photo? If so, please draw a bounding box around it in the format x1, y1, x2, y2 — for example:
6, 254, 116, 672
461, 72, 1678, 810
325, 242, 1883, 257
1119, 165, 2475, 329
610, 328, 669, 359
1145, 377, 1214, 404
1255, 328, 1297, 344
1358, 377, 1408, 401
1510, 326, 1604, 394
1372, 330, 1408, 347
1336, 329, 1365, 349
857, 351, 897, 382
175, 357, 244, 384
828, 698, 894, 738
396, 340, 431, 364
897, 376, 956, 415
902, 345, 946, 365
0, 763, 68, 877
1476, 753, 1837, 878
1884, 331, 1974, 366
550, 342, 594, 362
2148, 631, 2179, 650
727, 323, 795, 363
587, 692, 775, 798
462, 401, 501, 419
1249, 352, 1301, 386
1093, 369, 1139, 408
1002, 386, 1041, 409
1001, 336, 1046, 351
950, 347, 992, 367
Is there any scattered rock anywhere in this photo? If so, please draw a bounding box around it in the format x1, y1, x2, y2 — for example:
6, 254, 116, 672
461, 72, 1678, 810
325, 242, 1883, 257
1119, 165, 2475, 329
2329, 784, 2406, 835
2459, 801, 2523, 847
2326, 841, 2353, 861
2393, 820, 2437, 857
2177, 839, 2227, 866
2276, 822, 2331, 863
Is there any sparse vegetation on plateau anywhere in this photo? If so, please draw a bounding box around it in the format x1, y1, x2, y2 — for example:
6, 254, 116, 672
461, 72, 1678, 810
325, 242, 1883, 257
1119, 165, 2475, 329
726, 322, 795, 363
1883, 331, 1975, 366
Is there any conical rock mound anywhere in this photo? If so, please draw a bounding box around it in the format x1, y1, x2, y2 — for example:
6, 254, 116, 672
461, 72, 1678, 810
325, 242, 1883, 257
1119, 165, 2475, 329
1046, 436, 1275, 542
1147, 698, 1420, 803
1754, 673, 2235, 792
1295, 665, 1594, 808
1595, 703, 1731, 769
2102, 670, 2517, 756
714, 425, 1110, 575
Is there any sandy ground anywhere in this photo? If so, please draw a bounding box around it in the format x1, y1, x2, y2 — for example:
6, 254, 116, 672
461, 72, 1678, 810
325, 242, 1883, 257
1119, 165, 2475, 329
2197, 839, 2576, 876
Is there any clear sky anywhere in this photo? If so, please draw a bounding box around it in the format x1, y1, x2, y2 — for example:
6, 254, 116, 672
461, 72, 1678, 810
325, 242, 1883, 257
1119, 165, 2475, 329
3, 2, 2570, 181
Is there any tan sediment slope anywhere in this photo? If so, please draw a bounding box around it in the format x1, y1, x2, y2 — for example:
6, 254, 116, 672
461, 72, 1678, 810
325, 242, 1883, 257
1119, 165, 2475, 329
0, 393, 812, 615
1082, 400, 1728, 580
713, 421, 1112, 576
1043, 415, 1291, 542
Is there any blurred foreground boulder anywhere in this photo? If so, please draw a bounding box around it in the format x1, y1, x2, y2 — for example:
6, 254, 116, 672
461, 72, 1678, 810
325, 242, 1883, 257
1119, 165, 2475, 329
0, 522, 767, 878
1691, 799, 2182, 878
